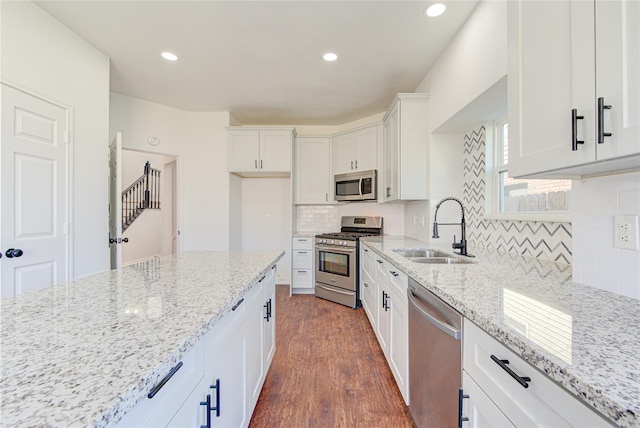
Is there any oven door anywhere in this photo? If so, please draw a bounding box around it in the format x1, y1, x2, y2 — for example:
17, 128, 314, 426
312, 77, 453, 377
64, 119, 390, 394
315, 244, 356, 291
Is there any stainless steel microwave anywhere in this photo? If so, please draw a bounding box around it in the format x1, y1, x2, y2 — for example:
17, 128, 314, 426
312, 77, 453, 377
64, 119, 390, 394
334, 170, 377, 201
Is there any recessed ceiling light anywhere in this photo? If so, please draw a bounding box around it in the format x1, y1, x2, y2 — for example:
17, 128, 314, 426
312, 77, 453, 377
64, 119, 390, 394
323, 52, 338, 62
161, 52, 178, 61
425, 3, 446, 17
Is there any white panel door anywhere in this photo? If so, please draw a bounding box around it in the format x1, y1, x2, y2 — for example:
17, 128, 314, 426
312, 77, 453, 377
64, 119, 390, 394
1, 84, 69, 298
354, 126, 378, 171
109, 132, 123, 269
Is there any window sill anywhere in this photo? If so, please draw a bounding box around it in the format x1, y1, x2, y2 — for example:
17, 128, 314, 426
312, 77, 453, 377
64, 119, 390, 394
483, 212, 572, 223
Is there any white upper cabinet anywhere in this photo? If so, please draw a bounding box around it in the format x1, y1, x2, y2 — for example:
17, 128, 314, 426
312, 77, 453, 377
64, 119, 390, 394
228, 127, 294, 176
381, 94, 429, 202
508, 0, 640, 179
294, 136, 332, 204
332, 124, 379, 175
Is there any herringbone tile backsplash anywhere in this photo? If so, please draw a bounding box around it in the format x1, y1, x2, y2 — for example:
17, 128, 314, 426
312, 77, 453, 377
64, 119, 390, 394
464, 126, 572, 264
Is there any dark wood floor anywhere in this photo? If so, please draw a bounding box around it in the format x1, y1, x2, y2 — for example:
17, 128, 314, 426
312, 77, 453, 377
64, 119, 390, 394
249, 285, 415, 427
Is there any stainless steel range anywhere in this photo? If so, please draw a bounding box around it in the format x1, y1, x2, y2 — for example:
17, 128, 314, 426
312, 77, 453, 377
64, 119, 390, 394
315, 216, 383, 308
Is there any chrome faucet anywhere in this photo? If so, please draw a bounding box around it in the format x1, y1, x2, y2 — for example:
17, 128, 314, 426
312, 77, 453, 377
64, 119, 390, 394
432, 197, 473, 257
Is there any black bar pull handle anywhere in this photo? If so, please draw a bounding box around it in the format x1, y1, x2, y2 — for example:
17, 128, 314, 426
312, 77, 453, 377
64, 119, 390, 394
231, 298, 244, 311
571, 109, 585, 151
264, 298, 272, 321
597, 97, 612, 144
200, 394, 212, 428
490, 355, 531, 388
210, 379, 221, 417
148, 361, 183, 398
458, 389, 469, 428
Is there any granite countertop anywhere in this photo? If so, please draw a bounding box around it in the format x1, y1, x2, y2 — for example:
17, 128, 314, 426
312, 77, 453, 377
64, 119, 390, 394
0, 250, 284, 428
361, 236, 639, 428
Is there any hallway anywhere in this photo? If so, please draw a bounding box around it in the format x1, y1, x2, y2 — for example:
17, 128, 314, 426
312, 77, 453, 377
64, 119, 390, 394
249, 285, 415, 427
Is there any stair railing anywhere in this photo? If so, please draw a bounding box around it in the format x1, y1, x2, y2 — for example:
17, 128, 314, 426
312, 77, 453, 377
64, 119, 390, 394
122, 161, 161, 231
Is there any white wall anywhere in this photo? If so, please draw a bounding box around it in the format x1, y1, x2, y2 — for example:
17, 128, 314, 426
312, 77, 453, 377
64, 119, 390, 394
572, 172, 640, 298
415, 0, 507, 132
122, 210, 163, 265
109, 93, 231, 251
1, 1, 110, 278
241, 179, 292, 283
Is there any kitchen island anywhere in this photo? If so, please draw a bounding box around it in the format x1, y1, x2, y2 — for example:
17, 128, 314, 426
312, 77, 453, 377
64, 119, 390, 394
362, 236, 639, 428
0, 250, 283, 427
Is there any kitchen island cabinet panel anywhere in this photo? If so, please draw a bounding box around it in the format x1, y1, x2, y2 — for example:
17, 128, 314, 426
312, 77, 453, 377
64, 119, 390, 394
0, 250, 283, 427
117, 339, 206, 428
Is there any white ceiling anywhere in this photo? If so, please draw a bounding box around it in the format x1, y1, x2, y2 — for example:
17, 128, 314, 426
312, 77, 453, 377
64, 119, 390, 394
35, 1, 479, 125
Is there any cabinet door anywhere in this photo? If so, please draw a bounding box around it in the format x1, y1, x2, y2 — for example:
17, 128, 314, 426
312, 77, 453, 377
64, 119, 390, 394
383, 104, 399, 202
295, 137, 331, 204
354, 126, 378, 171
259, 130, 291, 172
333, 132, 357, 175
246, 290, 265, 412
117, 340, 206, 427
361, 269, 376, 325
170, 331, 248, 428
461, 372, 515, 428
229, 130, 260, 172
388, 289, 408, 404
595, 0, 640, 160
508, 0, 596, 177
262, 272, 276, 370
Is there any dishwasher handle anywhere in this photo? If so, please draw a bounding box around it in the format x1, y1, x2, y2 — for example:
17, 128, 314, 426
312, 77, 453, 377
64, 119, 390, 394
408, 289, 462, 339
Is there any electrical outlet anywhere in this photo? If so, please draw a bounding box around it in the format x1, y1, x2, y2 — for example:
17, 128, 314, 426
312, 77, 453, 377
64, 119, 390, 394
614, 215, 639, 250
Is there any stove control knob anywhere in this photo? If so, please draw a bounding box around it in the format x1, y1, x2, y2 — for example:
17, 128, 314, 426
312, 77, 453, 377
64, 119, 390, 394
329, 240, 335, 245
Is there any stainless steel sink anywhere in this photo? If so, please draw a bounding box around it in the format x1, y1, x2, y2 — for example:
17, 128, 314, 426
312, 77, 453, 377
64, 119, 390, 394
393, 249, 450, 258
408, 257, 475, 264
392, 248, 476, 264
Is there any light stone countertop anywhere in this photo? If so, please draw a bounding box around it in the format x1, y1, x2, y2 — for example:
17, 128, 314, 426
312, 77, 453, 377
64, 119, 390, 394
361, 236, 639, 428
0, 250, 284, 428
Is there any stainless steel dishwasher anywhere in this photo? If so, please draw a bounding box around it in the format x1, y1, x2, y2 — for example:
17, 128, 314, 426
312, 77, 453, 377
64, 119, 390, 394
408, 278, 463, 428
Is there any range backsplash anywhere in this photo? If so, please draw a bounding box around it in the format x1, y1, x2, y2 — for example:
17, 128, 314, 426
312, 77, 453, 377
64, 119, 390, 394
463, 126, 572, 264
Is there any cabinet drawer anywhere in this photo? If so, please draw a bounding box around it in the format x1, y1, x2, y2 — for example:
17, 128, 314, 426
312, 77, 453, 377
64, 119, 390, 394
117, 339, 206, 427
292, 269, 314, 289
462, 371, 514, 428
387, 267, 407, 299
463, 320, 612, 427
292, 237, 313, 250
292, 250, 313, 268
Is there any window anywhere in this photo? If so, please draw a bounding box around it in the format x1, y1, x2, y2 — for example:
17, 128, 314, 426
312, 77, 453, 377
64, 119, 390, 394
489, 119, 571, 220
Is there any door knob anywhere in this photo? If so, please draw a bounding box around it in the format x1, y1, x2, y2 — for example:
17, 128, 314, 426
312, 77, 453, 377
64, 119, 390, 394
5, 248, 24, 258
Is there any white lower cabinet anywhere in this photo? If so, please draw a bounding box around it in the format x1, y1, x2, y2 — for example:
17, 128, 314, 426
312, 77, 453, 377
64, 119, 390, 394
291, 237, 314, 293
360, 245, 409, 405
118, 269, 276, 428
462, 372, 515, 428
462, 319, 613, 427
117, 340, 206, 427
